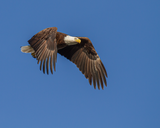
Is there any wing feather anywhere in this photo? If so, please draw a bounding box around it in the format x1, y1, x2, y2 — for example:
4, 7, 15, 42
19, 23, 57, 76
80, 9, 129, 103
97, 65, 104, 89
50, 54, 53, 74
82, 54, 87, 74
28, 27, 58, 73
43, 57, 46, 74
92, 60, 96, 89
46, 56, 49, 74
88, 59, 92, 85
77, 52, 83, 68
40, 60, 43, 71
36, 40, 46, 58
38, 47, 46, 64
84, 56, 88, 78
78, 53, 84, 72
73, 51, 80, 63
100, 61, 108, 77
53, 51, 56, 71
94, 61, 100, 89
74, 50, 82, 64
86, 59, 90, 77
97, 61, 107, 86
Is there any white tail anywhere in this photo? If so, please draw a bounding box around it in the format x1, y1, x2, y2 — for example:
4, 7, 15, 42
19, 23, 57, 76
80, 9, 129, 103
21, 45, 35, 53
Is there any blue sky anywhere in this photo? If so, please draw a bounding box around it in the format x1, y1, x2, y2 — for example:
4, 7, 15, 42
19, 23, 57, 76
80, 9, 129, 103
0, 0, 160, 127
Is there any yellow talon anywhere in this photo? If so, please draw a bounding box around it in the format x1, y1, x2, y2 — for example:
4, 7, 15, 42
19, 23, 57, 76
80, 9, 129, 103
31, 52, 36, 58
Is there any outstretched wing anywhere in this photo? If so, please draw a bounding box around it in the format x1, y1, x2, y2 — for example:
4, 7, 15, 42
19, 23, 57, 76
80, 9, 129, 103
58, 37, 108, 90
28, 27, 57, 74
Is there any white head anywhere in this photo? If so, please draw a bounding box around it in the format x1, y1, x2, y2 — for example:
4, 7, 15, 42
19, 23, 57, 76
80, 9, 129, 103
64, 35, 81, 45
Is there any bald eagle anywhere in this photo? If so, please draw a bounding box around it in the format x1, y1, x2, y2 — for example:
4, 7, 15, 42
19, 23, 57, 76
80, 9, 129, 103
21, 27, 108, 90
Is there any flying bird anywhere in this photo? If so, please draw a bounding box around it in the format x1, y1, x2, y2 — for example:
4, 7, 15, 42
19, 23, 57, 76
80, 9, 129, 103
21, 27, 108, 89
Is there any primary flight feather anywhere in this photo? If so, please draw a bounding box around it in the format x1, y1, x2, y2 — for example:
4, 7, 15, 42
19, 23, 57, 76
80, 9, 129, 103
21, 27, 108, 90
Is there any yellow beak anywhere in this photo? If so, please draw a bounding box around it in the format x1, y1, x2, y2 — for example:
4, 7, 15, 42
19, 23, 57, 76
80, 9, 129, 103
76, 38, 81, 44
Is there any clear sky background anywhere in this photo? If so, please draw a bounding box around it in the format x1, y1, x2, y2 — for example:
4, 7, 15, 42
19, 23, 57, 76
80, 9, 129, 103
0, 0, 160, 128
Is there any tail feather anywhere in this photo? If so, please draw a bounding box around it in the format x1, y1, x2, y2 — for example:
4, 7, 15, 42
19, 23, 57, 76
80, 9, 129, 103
21, 45, 35, 53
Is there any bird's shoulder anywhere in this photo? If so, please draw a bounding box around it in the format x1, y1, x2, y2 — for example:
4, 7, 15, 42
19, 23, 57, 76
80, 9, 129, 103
78, 37, 98, 56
